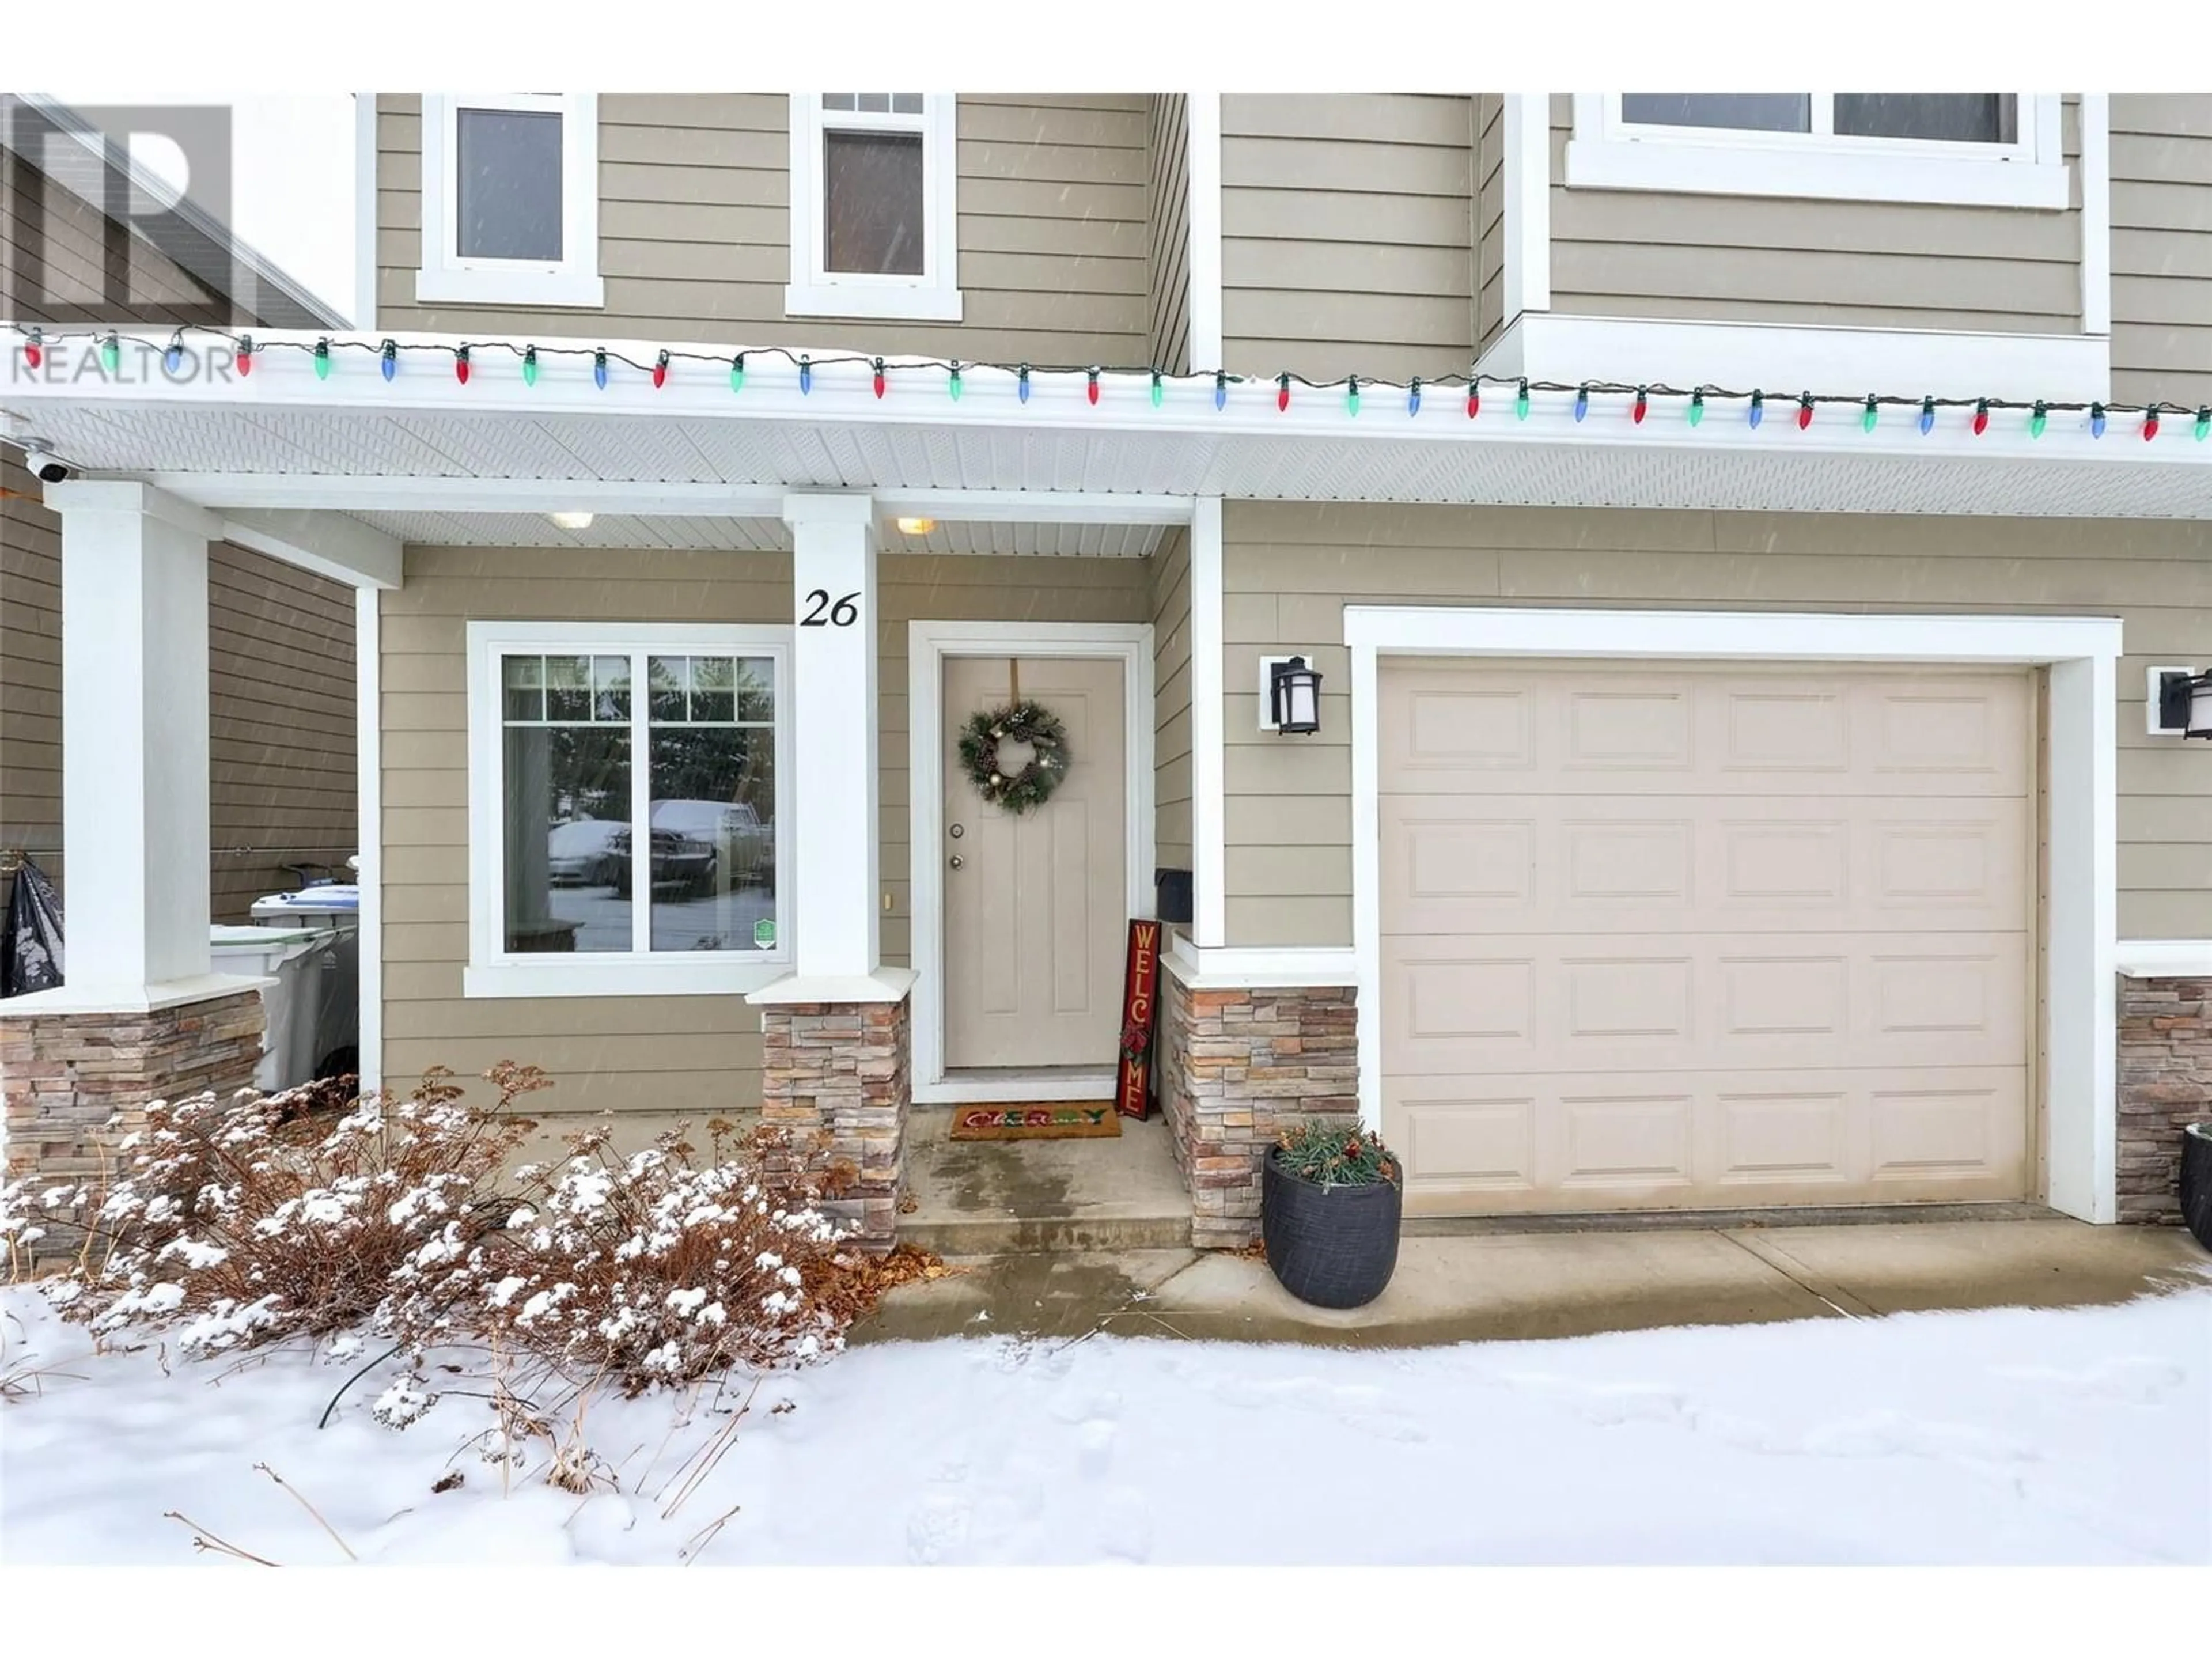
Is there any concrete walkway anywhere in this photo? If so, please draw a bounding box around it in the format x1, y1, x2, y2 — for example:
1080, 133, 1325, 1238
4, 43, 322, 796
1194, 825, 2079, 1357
855, 1219, 2212, 1349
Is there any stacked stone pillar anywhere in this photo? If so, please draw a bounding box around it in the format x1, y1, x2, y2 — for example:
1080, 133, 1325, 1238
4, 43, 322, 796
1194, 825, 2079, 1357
757, 994, 912, 1249
2116, 974, 2212, 1224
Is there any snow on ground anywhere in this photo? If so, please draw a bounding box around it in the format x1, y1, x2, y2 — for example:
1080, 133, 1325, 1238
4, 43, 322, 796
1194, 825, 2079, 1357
2, 1286, 2207, 1566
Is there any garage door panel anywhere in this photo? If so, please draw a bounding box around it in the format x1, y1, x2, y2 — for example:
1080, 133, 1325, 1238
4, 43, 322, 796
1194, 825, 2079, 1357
1379, 657, 2033, 1215
1385, 932, 2027, 1077
1380, 662, 2031, 797
1382, 793, 2028, 936
1386, 1065, 2029, 1214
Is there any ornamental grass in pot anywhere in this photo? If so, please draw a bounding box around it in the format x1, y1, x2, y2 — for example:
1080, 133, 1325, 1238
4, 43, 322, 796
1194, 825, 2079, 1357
1261, 1119, 1403, 1309
2183, 1122, 2212, 1253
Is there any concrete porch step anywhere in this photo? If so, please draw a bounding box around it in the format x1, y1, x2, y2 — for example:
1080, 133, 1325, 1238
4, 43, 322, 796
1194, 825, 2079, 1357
899, 1107, 1194, 1255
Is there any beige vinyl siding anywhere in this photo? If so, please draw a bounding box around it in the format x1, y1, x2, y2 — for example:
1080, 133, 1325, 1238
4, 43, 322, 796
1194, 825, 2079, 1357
1221, 499, 2212, 949
2, 454, 357, 925
1146, 94, 1191, 374
1474, 94, 1504, 355
1220, 94, 1474, 383
378, 545, 1150, 1118
2111, 95, 2212, 408
1547, 96, 2085, 335
207, 545, 358, 919
376, 94, 1151, 366
1149, 526, 1193, 887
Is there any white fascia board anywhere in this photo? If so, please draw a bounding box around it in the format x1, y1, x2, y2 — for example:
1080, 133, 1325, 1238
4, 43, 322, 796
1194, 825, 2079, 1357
1491, 313, 2111, 404
222, 507, 403, 590
2114, 940, 2212, 978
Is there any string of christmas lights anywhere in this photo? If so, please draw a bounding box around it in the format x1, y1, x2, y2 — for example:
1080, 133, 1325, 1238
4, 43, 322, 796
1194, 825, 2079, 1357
9, 321, 2211, 442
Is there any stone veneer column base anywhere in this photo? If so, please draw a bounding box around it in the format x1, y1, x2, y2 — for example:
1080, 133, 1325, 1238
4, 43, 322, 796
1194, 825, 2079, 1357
2, 989, 266, 1255
1157, 969, 1359, 1249
2117, 974, 2212, 1225
758, 995, 911, 1251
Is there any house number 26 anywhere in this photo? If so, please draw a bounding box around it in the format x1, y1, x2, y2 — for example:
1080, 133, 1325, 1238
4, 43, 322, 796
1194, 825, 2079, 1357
800, 589, 861, 627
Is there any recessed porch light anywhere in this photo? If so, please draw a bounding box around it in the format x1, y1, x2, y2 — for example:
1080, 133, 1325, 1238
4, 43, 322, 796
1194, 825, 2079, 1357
896, 516, 935, 535
549, 511, 594, 531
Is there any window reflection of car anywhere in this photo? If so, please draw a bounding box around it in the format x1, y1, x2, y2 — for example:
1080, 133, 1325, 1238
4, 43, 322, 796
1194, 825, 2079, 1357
604, 801, 770, 900
546, 818, 626, 886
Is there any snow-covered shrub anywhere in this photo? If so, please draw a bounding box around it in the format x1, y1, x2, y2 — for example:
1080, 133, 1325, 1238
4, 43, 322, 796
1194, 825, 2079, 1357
384, 1118, 861, 1395
3, 1065, 548, 1355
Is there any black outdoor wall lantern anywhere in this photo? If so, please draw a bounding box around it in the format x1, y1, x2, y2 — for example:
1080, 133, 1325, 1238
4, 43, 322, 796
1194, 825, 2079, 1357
2154, 668, 2212, 739
1268, 655, 1323, 734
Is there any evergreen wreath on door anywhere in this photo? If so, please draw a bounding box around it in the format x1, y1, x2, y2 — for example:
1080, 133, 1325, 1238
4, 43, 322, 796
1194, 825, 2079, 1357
959, 700, 1070, 815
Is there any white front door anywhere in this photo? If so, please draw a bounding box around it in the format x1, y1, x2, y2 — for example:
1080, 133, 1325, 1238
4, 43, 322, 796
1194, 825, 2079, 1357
941, 655, 1128, 1069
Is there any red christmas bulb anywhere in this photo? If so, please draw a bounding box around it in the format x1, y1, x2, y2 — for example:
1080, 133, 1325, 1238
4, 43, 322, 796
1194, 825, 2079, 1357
1796, 395, 1813, 431
653, 351, 670, 389
237, 340, 252, 376
1632, 388, 1648, 425
454, 347, 471, 386
1467, 386, 1479, 418
1277, 374, 1290, 412
23, 336, 41, 370
1087, 367, 1100, 406
2145, 410, 2161, 441
872, 357, 885, 399
1972, 400, 1989, 436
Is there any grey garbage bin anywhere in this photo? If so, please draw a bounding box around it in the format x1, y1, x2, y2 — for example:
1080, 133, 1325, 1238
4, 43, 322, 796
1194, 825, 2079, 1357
249, 884, 361, 1081
210, 924, 339, 1092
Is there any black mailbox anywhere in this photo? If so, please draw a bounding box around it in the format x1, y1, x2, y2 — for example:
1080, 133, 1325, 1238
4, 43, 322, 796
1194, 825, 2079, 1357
1154, 866, 1194, 925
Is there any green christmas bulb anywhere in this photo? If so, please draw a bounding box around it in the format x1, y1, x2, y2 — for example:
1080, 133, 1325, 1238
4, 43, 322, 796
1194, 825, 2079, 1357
1861, 396, 1878, 433
1346, 376, 1361, 417
522, 346, 538, 387
2030, 402, 2047, 439
100, 333, 120, 374
1687, 389, 1705, 428
730, 353, 745, 393
1514, 378, 1530, 420
946, 363, 961, 400
1150, 370, 1163, 409
313, 339, 331, 381
2196, 406, 2210, 442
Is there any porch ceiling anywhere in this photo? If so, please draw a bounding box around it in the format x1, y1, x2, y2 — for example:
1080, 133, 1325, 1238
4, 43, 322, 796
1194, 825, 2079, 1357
13, 329, 2212, 524
341, 509, 1164, 558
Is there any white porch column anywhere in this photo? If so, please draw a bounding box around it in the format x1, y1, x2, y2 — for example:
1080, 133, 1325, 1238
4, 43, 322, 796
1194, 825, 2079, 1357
774, 492, 903, 995
46, 481, 227, 1005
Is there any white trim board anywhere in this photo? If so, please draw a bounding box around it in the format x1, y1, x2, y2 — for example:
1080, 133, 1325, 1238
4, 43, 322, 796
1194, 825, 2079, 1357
2080, 94, 2112, 337
352, 92, 379, 330
1164, 935, 1358, 990
354, 587, 382, 1089
1500, 93, 1551, 323
1343, 605, 2123, 1226
1184, 93, 1224, 371
1476, 312, 2112, 405
907, 620, 1156, 1104
1190, 498, 1226, 949
2114, 941, 2212, 979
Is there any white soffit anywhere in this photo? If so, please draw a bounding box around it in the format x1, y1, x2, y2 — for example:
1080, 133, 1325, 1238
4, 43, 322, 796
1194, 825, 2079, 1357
20, 395, 2212, 521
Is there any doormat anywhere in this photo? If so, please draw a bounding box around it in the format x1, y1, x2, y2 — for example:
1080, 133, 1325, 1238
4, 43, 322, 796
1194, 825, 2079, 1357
950, 1104, 1122, 1141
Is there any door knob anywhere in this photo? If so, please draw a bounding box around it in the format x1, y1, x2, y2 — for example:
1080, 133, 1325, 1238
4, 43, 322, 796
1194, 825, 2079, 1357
949, 854, 964, 870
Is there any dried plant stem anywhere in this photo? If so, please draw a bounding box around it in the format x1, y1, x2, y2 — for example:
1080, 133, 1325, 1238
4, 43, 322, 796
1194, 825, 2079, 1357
660, 1374, 761, 1520
164, 1510, 281, 1567
680, 1501, 743, 1563
253, 1463, 358, 1562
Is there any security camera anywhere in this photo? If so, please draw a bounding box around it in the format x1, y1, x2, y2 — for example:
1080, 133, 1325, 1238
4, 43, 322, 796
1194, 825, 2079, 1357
22, 445, 71, 485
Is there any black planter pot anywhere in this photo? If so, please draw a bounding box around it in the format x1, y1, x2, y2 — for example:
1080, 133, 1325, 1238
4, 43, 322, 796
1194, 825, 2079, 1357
2182, 1123, 2212, 1253
1261, 1149, 1403, 1309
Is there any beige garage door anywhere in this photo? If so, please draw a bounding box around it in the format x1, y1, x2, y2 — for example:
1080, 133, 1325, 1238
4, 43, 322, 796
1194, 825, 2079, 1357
1380, 660, 2034, 1216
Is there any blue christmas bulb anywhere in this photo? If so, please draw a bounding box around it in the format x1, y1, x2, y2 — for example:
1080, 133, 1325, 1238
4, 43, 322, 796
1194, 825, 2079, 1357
1407, 377, 1421, 416
380, 340, 396, 382
1573, 384, 1589, 422
592, 349, 607, 391
1213, 372, 1226, 411
1018, 364, 1031, 404
2090, 402, 2107, 438
164, 335, 183, 374
1748, 390, 1765, 429
799, 355, 812, 395
1918, 396, 1935, 435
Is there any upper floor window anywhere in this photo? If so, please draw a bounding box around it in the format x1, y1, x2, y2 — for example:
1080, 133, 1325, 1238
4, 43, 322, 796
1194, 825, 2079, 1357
786, 93, 963, 322
1566, 92, 2068, 210
416, 93, 604, 309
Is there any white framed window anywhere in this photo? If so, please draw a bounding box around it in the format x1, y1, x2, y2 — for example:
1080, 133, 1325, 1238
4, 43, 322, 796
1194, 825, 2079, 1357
1565, 93, 2069, 210
465, 622, 792, 999
416, 93, 604, 309
785, 93, 963, 321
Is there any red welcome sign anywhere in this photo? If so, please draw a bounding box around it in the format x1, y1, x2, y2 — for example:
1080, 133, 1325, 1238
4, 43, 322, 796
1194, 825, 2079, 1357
1115, 919, 1162, 1120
